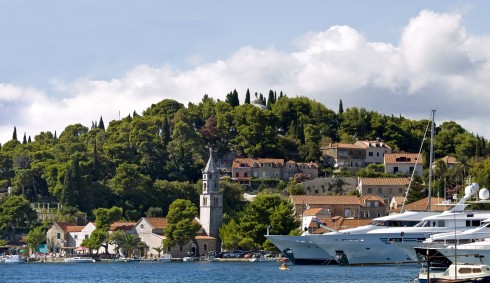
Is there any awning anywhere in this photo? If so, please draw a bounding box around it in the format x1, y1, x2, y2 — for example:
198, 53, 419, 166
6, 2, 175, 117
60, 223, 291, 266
75, 246, 87, 252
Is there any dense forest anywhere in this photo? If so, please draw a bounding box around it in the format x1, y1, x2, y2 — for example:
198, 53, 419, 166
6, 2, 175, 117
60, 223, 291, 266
0, 88, 489, 223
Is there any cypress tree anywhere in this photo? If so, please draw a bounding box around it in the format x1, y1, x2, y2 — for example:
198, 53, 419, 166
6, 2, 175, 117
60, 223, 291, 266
162, 117, 171, 146
22, 133, 27, 144
338, 99, 344, 115
12, 126, 17, 140
98, 116, 105, 130
61, 158, 80, 207
28, 136, 32, 143
267, 90, 275, 109
245, 89, 251, 104
225, 89, 240, 107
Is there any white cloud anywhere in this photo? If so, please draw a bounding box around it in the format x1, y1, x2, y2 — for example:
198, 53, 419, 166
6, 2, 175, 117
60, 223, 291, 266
2, 9, 490, 145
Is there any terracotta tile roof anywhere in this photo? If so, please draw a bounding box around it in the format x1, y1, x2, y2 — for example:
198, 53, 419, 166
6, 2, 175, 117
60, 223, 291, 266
296, 162, 319, 169
291, 195, 360, 205
391, 196, 406, 204
66, 226, 84, 233
195, 235, 216, 240
110, 221, 136, 231
311, 217, 373, 232
232, 158, 285, 168
321, 143, 363, 150
55, 222, 76, 232
303, 208, 325, 216
358, 195, 386, 206
394, 197, 449, 212
384, 153, 423, 164
437, 155, 459, 165
361, 177, 410, 186
355, 140, 391, 149
146, 217, 168, 229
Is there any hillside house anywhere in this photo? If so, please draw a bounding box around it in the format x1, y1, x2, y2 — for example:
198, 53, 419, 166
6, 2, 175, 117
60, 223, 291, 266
384, 153, 423, 176
231, 158, 318, 186
320, 143, 365, 169
355, 140, 392, 164
290, 195, 387, 219
357, 177, 410, 200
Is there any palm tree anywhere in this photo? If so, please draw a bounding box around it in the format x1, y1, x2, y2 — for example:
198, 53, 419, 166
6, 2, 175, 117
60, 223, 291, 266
116, 234, 142, 258
153, 246, 164, 258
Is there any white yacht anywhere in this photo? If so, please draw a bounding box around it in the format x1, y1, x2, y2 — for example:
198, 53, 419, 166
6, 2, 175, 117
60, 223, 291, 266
311, 183, 490, 266
415, 236, 490, 268
265, 210, 439, 265
64, 256, 96, 263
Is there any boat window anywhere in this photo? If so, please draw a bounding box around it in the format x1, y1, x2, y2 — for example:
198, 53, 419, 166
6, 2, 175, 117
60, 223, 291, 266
466, 220, 481, 227
472, 268, 482, 273
414, 221, 429, 227
459, 268, 472, 274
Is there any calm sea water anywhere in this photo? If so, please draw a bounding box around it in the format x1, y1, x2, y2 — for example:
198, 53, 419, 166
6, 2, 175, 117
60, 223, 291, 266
0, 261, 420, 283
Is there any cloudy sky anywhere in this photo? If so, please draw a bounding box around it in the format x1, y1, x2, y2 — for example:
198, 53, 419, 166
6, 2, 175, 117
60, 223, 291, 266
1, 0, 490, 144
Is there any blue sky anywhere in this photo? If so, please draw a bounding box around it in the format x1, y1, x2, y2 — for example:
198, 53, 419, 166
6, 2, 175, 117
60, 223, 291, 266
1, 1, 490, 144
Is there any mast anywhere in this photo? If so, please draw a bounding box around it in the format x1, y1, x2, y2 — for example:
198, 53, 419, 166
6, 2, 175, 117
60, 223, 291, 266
428, 110, 435, 210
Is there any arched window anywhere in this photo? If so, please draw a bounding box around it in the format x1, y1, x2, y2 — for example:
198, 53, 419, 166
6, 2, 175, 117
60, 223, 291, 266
204, 244, 207, 251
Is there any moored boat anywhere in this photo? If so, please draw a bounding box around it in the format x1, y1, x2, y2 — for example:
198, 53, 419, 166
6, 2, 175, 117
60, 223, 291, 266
2, 254, 24, 264
158, 254, 172, 262
64, 256, 95, 263
416, 263, 490, 283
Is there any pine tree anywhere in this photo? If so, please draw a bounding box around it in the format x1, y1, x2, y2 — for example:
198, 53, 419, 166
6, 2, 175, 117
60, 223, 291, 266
12, 126, 17, 140
245, 89, 251, 104
98, 116, 105, 130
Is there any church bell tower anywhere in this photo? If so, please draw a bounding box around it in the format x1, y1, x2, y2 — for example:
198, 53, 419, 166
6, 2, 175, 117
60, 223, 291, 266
200, 148, 223, 250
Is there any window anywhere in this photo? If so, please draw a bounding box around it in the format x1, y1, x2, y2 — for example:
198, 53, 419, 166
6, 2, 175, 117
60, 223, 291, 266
366, 202, 371, 207
368, 188, 372, 194
368, 152, 373, 157
377, 188, 382, 194
74, 234, 78, 240
140, 224, 144, 229
344, 209, 352, 218
374, 201, 379, 207
235, 172, 239, 177
399, 188, 403, 194
377, 152, 380, 157
409, 166, 414, 173
84, 235, 89, 239
204, 244, 207, 251
203, 175, 207, 180
244, 172, 248, 177
393, 167, 399, 173
56, 233, 61, 240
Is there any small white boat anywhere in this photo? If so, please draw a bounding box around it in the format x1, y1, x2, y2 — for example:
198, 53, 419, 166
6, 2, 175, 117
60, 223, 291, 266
158, 254, 172, 262
417, 263, 490, 283
2, 255, 24, 263
182, 256, 194, 262
64, 257, 95, 263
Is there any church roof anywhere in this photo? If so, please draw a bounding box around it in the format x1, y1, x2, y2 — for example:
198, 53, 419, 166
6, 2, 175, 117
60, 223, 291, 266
204, 149, 218, 173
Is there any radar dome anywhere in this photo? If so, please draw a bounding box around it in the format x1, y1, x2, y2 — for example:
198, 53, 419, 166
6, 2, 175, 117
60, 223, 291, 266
465, 183, 480, 195
480, 188, 490, 200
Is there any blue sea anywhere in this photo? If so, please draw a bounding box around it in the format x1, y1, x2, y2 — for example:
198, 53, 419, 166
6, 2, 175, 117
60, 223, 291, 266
0, 261, 420, 283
